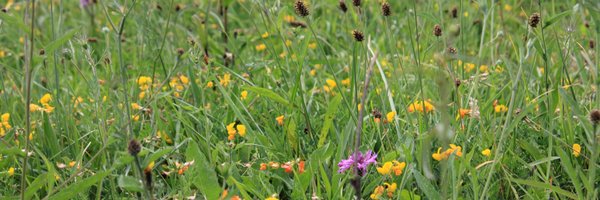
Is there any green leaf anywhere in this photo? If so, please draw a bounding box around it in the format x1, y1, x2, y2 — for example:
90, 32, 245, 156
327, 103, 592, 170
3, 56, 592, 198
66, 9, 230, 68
118, 175, 144, 192
186, 140, 221, 200
49, 170, 111, 200
0, 12, 29, 32
243, 86, 296, 109
543, 11, 571, 29
318, 95, 342, 148
527, 156, 559, 168
44, 29, 79, 54
143, 147, 174, 166
25, 173, 48, 199
286, 119, 298, 153
511, 178, 577, 199
413, 171, 440, 200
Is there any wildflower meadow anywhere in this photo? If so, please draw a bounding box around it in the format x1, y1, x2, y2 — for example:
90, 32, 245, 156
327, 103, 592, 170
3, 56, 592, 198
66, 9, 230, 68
1, 0, 599, 199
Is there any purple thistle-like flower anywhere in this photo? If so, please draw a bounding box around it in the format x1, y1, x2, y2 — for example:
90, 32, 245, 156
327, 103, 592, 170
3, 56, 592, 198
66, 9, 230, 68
337, 150, 377, 176
80, 0, 91, 7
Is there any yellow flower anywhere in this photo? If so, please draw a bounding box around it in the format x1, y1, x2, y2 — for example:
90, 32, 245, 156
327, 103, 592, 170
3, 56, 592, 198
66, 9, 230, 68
137, 76, 153, 90
8, 167, 15, 176
40, 93, 52, 104
479, 65, 488, 73
138, 92, 146, 99
326, 79, 337, 88
504, 4, 512, 12
391, 161, 406, 176
495, 105, 508, 113
265, 197, 279, 200
386, 111, 395, 123
0, 50, 5, 58
236, 124, 246, 137
30, 104, 43, 112
308, 42, 317, 49
131, 103, 141, 110
376, 162, 393, 175
285, 40, 292, 47
432, 147, 445, 161
206, 81, 214, 88
276, 115, 284, 126
384, 182, 397, 197
572, 143, 581, 157
241, 90, 248, 100
219, 73, 232, 87
132, 115, 140, 122
261, 32, 269, 38
256, 44, 267, 51
310, 69, 316, 76
284, 15, 295, 22
179, 75, 190, 85
481, 148, 491, 157
408, 100, 435, 113
69, 161, 76, 168
341, 78, 350, 86
146, 161, 155, 171
464, 63, 476, 72
370, 185, 385, 200
449, 144, 463, 157
458, 108, 471, 119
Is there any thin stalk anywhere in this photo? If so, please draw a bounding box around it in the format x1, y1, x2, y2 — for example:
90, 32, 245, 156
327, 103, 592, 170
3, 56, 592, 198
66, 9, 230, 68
21, 0, 36, 199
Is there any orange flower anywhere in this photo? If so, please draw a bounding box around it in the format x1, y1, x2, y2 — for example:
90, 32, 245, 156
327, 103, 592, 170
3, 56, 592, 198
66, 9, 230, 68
260, 163, 267, 171
298, 160, 305, 174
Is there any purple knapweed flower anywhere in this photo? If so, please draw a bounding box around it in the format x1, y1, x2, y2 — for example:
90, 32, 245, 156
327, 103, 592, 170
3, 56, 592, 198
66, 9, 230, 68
80, 0, 91, 7
337, 150, 377, 176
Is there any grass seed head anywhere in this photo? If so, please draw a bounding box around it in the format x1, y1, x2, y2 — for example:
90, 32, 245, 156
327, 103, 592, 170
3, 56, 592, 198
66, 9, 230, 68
295, 1, 310, 17
529, 13, 540, 28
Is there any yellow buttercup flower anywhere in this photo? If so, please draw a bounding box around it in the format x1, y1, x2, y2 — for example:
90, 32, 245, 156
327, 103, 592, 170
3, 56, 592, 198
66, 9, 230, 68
326, 79, 337, 88
8, 167, 15, 176
241, 90, 248, 100
481, 148, 491, 157
494, 105, 508, 113
261, 32, 269, 38
572, 143, 581, 157
256, 44, 266, 51
386, 111, 395, 123
308, 42, 317, 49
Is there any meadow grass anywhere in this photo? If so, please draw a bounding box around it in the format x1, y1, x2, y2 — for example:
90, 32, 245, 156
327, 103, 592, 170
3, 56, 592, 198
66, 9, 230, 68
0, 0, 599, 199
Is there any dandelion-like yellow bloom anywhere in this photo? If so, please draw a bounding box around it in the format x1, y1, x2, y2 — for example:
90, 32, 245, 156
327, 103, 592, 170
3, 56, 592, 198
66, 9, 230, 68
137, 76, 152, 90
572, 143, 581, 157
495, 105, 508, 113
241, 90, 248, 100
386, 111, 395, 123
8, 167, 15, 176
276, 115, 284, 126
308, 42, 317, 49
326, 79, 337, 88
265, 197, 279, 200
261, 32, 269, 38
206, 81, 214, 88
219, 73, 232, 87
341, 78, 350, 86
481, 148, 491, 157
256, 44, 266, 51
408, 100, 435, 113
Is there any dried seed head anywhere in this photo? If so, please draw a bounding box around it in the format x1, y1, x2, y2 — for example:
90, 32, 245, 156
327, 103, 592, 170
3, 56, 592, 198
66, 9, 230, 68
455, 79, 461, 87
175, 4, 182, 12
433, 24, 442, 37
176, 48, 185, 56
352, 0, 361, 7
339, 1, 348, 13
87, 37, 98, 43
372, 110, 382, 119
584, 21, 590, 28
39, 49, 45, 56
294, 1, 310, 17
352, 30, 364, 42
590, 109, 600, 125
447, 47, 457, 54
289, 20, 308, 28
590, 40, 595, 49
529, 13, 540, 28
381, 2, 391, 16
451, 7, 458, 18
128, 139, 141, 156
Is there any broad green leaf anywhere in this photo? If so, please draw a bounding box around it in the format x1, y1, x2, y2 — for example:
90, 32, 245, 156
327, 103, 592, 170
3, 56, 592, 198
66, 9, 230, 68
287, 119, 298, 153
143, 147, 174, 166
543, 11, 571, 29
413, 171, 440, 200
25, 173, 48, 199
49, 170, 111, 200
318, 95, 342, 148
44, 29, 79, 54
511, 178, 577, 199
186, 140, 221, 200
244, 86, 296, 109
117, 175, 144, 192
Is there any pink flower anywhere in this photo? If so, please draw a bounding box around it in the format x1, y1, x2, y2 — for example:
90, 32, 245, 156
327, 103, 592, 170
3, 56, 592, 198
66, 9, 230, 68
338, 150, 377, 176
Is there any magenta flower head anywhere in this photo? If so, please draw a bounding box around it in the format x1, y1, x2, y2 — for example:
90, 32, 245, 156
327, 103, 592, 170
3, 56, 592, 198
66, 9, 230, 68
80, 0, 91, 7
338, 150, 377, 176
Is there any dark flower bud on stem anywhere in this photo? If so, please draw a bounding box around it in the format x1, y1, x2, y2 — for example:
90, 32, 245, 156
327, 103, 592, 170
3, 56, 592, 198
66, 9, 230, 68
128, 139, 141, 156
529, 13, 540, 28
339, 1, 348, 12
451, 7, 458, 18
294, 1, 309, 17
381, 2, 391, 16
352, 30, 364, 42
176, 48, 185, 56
352, 0, 361, 7
590, 109, 600, 125
433, 24, 442, 37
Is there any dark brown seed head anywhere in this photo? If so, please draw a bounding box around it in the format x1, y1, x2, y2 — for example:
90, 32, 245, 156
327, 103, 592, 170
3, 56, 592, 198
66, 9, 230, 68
590, 40, 595, 49
451, 7, 458, 18
584, 21, 590, 28
448, 47, 457, 54
372, 110, 382, 119
175, 4, 182, 12
87, 37, 98, 43
529, 13, 540, 28
1, 8, 7, 13
352, 0, 361, 7
39, 49, 45, 56
339, 0, 348, 13
155, 4, 162, 11
289, 20, 308, 28
294, 1, 309, 17
381, 2, 391, 16
176, 48, 185, 56
590, 110, 600, 125
455, 79, 461, 87
433, 24, 442, 37
128, 139, 141, 156
352, 30, 364, 42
